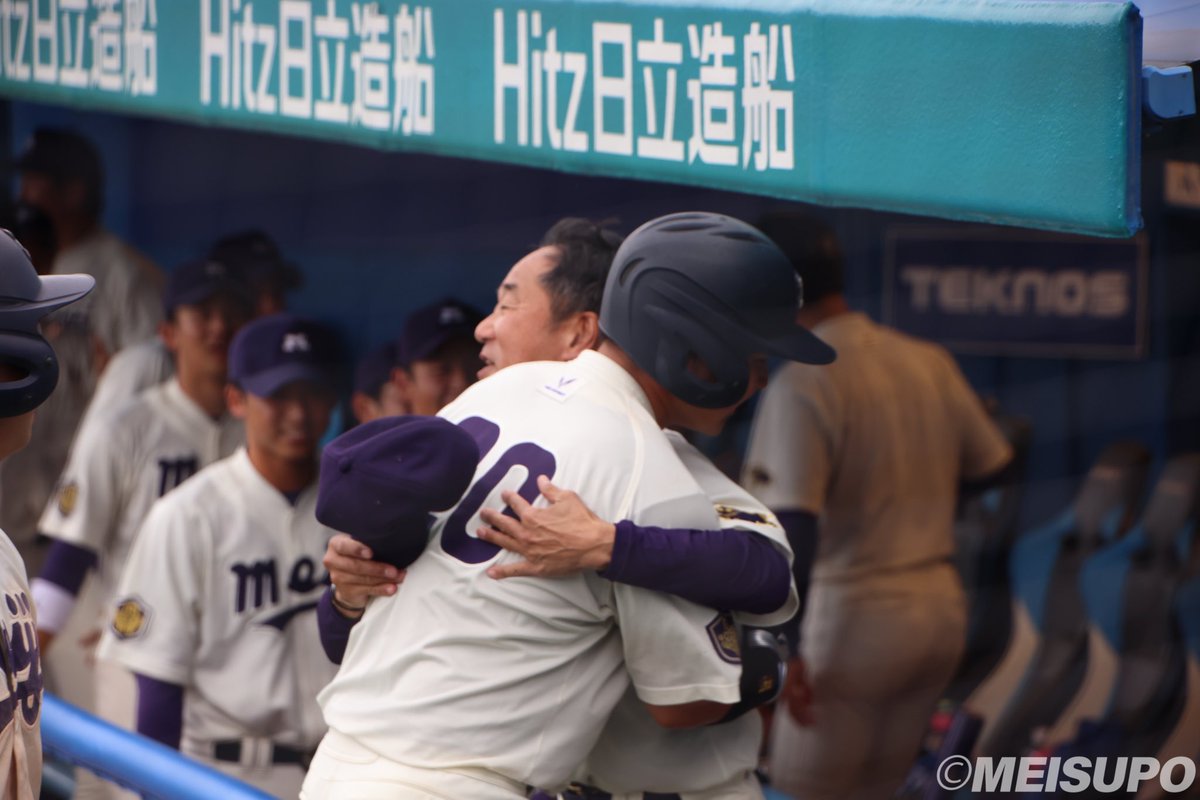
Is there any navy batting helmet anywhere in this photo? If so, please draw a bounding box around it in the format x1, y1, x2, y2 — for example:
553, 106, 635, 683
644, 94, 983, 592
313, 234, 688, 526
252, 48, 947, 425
599, 212, 835, 408
0, 228, 94, 417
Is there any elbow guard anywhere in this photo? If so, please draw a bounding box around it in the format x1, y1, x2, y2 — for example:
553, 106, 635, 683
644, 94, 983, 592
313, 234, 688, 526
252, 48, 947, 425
716, 627, 787, 724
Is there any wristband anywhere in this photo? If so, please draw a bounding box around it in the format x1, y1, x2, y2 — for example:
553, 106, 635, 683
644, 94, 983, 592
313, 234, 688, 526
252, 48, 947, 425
329, 587, 367, 614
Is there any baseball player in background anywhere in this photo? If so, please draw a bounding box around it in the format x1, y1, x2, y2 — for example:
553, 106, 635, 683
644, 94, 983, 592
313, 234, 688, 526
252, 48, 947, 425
741, 213, 1013, 800
78, 229, 304, 432
303, 212, 832, 800
0, 229, 93, 800
392, 298, 484, 416
99, 314, 344, 798
349, 342, 407, 424
321, 218, 809, 799
30, 259, 253, 749
1, 128, 162, 593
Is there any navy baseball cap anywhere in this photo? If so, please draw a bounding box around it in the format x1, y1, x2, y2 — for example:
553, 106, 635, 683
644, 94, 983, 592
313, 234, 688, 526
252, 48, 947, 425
397, 298, 483, 366
208, 229, 303, 294
316, 415, 479, 568
163, 259, 254, 318
228, 313, 344, 398
354, 342, 399, 397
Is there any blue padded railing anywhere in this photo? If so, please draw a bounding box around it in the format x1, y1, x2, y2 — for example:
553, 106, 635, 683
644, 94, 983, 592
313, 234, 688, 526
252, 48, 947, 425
40, 694, 274, 800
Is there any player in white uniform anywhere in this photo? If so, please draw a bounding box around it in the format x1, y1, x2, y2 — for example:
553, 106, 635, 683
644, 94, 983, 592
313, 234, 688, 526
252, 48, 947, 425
304, 212, 834, 800
741, 213, 1013, 800
99, 314, 344, 797
77, 229, 304, 432
30, 259, 253, 743
0, 228, 94, 800
321, 218, 810, 800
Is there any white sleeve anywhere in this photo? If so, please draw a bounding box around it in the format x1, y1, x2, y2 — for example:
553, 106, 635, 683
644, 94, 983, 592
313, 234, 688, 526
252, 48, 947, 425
81, 341, 172, 433
741, 366, 836, 515
613, 491, 742, 706
97, 497, 202, 684
939, 352, 1013, 480
37, 413, 126, 554
669, 433, 798, 626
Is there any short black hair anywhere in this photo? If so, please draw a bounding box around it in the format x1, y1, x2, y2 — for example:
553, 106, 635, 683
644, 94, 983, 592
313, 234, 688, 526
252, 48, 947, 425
756, 211, 845, 305
538, 218, 624, 322
16, 128, 105, 219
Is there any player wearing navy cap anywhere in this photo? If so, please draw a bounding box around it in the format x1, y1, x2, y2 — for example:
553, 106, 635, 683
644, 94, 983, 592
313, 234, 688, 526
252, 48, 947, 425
30, 259, 253, 747
349, 343, 407, 424
0, 228, 93, 800
99, 314, 344, 797
393, 297, 483, 416
303, 213, 833, 800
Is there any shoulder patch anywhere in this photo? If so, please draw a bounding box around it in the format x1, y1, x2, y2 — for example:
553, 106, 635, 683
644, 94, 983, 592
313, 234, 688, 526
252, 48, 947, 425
57, 481, 79, 517
111, 596, 150, 640
715, 504, 777, 527
538, 374, 584, 403
706, 612, 741, 664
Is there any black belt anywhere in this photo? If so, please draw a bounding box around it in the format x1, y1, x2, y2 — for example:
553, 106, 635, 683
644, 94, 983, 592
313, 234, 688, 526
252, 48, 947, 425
561, 784, 681, 800
211, 739, 313, 767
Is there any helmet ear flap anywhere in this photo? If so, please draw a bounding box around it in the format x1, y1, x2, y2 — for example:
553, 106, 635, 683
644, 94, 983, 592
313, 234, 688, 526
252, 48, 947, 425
0, 331, 59, 417
645, 305, 749, 409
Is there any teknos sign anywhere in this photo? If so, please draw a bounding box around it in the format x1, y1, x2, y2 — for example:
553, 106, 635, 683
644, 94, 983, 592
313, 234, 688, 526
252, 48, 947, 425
883, 227, 1147, 359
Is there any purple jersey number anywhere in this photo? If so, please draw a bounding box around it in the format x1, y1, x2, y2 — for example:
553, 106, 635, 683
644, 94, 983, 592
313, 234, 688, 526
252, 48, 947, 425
441, 417, 557, 564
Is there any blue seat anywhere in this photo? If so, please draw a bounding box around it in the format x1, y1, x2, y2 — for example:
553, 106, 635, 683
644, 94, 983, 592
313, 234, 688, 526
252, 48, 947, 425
975, 441, 1150, 758
1074, 454, 1200, 759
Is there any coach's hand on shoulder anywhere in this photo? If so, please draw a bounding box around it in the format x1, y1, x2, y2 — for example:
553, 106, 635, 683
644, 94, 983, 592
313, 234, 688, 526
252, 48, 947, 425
323, 533, 404, 611
477, 475, 615, 580
782, 657, 815, 726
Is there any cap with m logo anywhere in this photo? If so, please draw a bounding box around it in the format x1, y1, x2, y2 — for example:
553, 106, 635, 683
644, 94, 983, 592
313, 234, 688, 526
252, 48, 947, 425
229, 313, 344, 398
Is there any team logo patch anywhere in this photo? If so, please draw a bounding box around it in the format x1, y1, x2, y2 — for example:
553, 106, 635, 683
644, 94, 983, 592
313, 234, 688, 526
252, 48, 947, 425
111, 597, 150, 640
57, 482, 79, 517
706, 612, 741, 664
539, 375, 583, 403
715, 504, 777, 528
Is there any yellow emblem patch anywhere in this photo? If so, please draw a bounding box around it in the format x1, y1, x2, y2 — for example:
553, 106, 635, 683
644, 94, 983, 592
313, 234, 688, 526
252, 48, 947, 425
706, 612, 742, 664
57, 482, 79, 517
112, 598, 148, 640
714, 504, 777, 527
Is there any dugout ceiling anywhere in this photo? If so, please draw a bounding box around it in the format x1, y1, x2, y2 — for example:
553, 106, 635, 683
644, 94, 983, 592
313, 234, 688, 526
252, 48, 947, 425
0, 0, 1145, 237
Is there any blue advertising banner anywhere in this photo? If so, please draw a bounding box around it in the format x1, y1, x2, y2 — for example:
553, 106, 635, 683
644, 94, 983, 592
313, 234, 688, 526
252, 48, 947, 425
883, 227, 1148, 359
0, 1, 1142, 237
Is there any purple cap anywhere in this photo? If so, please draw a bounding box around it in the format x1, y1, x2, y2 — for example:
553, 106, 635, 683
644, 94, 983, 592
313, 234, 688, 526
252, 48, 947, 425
162, 259, 254, 317
228, 313, 344, 398
397, 298, 482, 366
316, 416, 479, 568
353, 342, 399, 397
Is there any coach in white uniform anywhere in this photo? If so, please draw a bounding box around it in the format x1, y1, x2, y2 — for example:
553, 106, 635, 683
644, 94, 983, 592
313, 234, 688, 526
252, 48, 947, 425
741, 213, 1013, 800
321, 218, 806, 800
305, 213, 834, 800
100, 314, 344, 797
30, 260, 253, 738
0, 229, 93, 800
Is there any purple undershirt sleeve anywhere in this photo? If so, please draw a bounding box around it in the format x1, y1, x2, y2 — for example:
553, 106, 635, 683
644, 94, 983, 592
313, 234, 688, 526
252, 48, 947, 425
135, 673, 184, 749
317, 586, 359, 665
775, 510, 818, 657
599, 521, 790, 614
38, 540, 98, 595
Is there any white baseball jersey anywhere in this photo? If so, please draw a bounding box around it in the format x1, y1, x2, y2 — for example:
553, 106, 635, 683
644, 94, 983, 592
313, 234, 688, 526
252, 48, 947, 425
38, 378, 244, 606
575, 430, 792, 797
0, 531, 42, 800
743, 313, 1012, 582
319, 351, 743, 792
78, 338, 174, 432
98, 449, 335, 772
